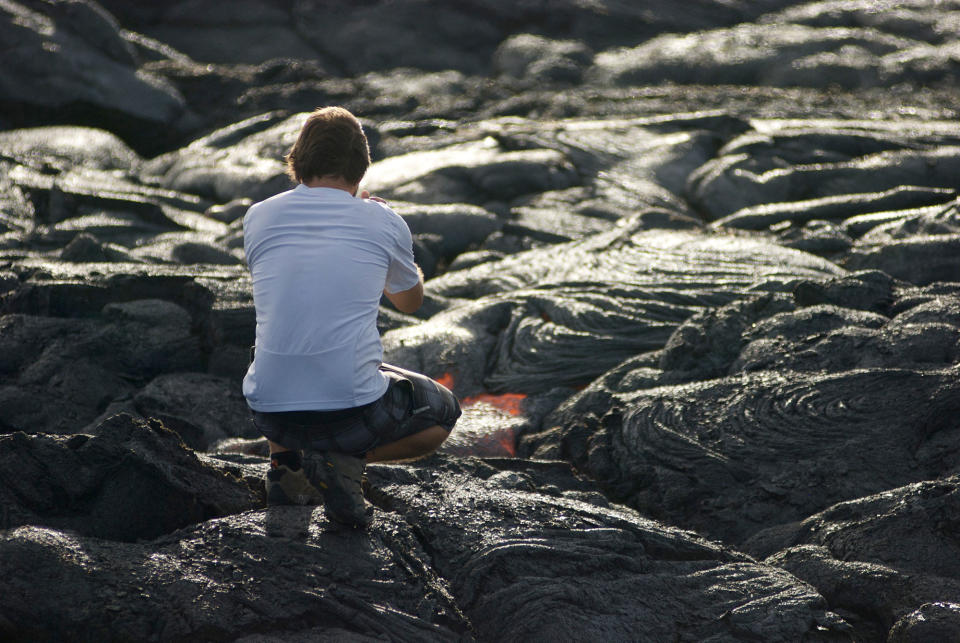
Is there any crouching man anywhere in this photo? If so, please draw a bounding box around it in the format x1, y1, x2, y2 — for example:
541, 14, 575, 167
242, 106, 461, 528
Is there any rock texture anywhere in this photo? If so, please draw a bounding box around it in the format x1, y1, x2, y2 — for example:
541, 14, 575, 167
4, 0, 960, 640
0, 1, 195, 154
749, 476, 960, 640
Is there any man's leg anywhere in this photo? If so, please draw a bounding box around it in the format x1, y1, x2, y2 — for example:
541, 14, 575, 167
364, 364, 460, 464
249, 413, 323, 506
302, 450, 371, 527
366, 425, 449, 463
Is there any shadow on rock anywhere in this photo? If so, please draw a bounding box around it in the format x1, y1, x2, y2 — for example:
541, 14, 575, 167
0, 413, 258, 542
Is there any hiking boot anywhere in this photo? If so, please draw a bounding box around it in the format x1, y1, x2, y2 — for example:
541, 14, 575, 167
265, 465, 324, 506
303, 451, 373, 528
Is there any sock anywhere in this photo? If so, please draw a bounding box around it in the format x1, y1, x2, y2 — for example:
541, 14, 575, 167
270, 450, 302, 471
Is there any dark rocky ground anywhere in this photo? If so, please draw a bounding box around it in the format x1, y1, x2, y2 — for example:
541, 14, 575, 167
3, 0, 960, 640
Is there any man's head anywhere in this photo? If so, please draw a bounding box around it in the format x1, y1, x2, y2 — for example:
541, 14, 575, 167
285, 106, 370, 186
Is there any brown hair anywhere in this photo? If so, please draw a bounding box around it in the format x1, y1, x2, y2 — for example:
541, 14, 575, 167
284, 106, 370, 184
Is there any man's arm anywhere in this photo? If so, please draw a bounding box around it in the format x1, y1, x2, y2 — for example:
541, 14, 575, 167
363, 190, 423, 313
384, 266, 424, 313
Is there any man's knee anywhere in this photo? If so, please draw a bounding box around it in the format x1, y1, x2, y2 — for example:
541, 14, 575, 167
417, 425, 450, 450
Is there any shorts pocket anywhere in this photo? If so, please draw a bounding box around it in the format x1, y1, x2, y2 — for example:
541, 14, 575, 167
362, 374, 413, 441
325, 421, 379, 455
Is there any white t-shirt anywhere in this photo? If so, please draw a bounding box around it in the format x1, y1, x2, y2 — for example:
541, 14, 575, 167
242, 184, 420, 411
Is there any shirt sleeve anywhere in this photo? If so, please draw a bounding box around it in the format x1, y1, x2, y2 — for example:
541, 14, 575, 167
384, 214, 421, 294
241, 203, 259, 267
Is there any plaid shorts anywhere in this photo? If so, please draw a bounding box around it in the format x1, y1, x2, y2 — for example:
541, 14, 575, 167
249, 363, 461, 457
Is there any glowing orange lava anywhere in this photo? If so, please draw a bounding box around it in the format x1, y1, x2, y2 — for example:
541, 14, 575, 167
436, 373, 455, 389
437, 373, 526, 416
461, 393, 526, 416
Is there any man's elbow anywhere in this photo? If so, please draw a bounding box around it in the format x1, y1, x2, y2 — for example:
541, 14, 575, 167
388, 282, 423, 314
394, 299, 421, 314
397, 290, 424, 314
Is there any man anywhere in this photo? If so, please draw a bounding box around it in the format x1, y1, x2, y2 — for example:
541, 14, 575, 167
242, 106, 461, 528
